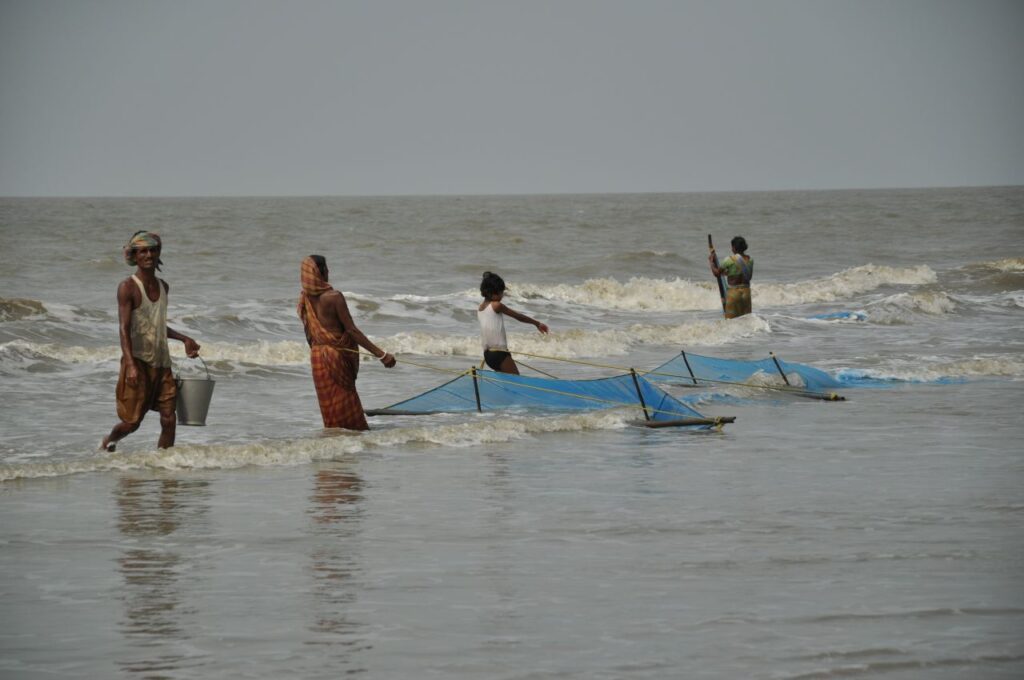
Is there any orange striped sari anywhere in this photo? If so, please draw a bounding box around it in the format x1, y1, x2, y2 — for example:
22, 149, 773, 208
298, 258, 369, 431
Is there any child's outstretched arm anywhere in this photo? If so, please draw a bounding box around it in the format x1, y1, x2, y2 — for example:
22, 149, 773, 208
496, 302, 548, 334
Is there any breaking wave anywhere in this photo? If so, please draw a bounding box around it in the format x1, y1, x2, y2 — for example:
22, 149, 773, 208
0, 297, 48, 321
1, 315, 771, 369
514, 277, 718, 311
0, 410, 645, 481
508, 264, 936, 312
980, 257, 1024, 273
837, 356, 1024, 384
863, 291, 957, 324
753, 264, 937, 307
387, 314, 770, 359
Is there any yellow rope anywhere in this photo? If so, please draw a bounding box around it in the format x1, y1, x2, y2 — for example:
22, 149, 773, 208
477, 353, 558, 378
516, 359, 560, 379
336, 347, 471, 376
512, 350, 630, 372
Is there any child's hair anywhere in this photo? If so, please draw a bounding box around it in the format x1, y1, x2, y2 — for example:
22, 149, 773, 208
480, 271, 506, 299
731, 236, 748, 253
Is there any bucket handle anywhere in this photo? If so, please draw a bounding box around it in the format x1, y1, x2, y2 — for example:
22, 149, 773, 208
176, 355, 211, 380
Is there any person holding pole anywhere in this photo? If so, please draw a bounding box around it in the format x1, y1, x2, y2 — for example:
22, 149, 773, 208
709, 236, 753, 319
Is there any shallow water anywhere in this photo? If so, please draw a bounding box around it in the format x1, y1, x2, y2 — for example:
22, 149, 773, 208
1, 188, 1023, 677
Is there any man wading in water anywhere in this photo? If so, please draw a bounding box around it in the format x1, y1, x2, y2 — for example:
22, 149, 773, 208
100, 232, 201, 451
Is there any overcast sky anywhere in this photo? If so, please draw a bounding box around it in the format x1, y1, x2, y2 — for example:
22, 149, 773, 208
1, 0, 1021, 196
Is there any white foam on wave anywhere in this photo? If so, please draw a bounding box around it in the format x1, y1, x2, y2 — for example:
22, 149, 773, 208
0, 340, 118, 366
0, 298, 111, 328
0, 339, 314, 367
0, 341, 56, 374
754, 265, 938, 307
981, 257, 1024, 273
387, 314, 770, 359
841, 356, 1024, 383
0, 297, 49, 321
514, 277, 719, 311
0, 410, 637, 481
505, 264, 936, 312
864, 291, 957, 324
3, 316, 771, 369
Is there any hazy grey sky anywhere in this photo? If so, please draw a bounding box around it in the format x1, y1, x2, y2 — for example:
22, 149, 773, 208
1, 0, 1022, 196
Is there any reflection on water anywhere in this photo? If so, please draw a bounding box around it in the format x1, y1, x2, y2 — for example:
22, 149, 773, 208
481, 452, 522, 635
305, 465, 371, 666
115, 477, 211, 676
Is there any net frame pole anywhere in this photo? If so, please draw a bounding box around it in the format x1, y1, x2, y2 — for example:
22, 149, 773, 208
680, 350, 699, 385
471, 367, 483, 412
769, 352, 792, 386
629, 369, 651, 421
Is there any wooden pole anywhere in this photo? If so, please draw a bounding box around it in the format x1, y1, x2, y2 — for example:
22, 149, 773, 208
629, 369, 651, 421
471, 367, 483, 412
708, 234, 727, 317
680, 350, 699, 385
769, 352, 792, 386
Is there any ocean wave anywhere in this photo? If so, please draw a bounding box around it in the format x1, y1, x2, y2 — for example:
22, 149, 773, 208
754, 264, 937, 307
862, 291, 957, 324
0, 297, 48, 321
513, 276, 719, 311
778, 654, 1024, 680
979, 257, 1024, 273
0, 410, 639, 481
2, 316, 771, 370
0, 340, 121, 370
837, 356, 1024, 383
0, 339, 313, 368
804, 311, 868, 323
0, 341, 68, 375
506, 264, 936, 312
619, 249, 676, 259
391, 314, 770, 359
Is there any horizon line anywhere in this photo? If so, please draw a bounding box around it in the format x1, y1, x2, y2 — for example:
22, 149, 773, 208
2, 183, 1021, 201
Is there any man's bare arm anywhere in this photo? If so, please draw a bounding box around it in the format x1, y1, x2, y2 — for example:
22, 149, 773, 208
167, 327, 201, 357
158, 281, 200, 357
117, 280, 140, 385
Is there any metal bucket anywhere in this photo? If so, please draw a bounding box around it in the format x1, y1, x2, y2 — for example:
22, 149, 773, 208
176, 356, 215, 426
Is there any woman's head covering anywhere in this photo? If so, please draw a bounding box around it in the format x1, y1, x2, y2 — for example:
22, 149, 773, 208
123, 231, 163, 268
300, 256, 332, 296
298, 255, 334, 320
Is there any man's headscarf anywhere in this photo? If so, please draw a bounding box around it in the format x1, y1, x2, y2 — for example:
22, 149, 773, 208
297, 256, 334, 321
123, 231, 163, 268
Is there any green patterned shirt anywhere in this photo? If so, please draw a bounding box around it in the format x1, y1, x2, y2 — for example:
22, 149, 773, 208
720, 255, 753, 284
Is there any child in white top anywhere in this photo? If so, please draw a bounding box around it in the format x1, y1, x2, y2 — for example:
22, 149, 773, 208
477, 271, 548, 374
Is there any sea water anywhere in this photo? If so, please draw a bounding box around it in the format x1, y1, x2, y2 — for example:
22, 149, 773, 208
1, 188, 1022, 678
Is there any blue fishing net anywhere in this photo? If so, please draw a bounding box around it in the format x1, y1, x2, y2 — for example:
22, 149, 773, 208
644, 351, 844, 393
371, 370, 714, 426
